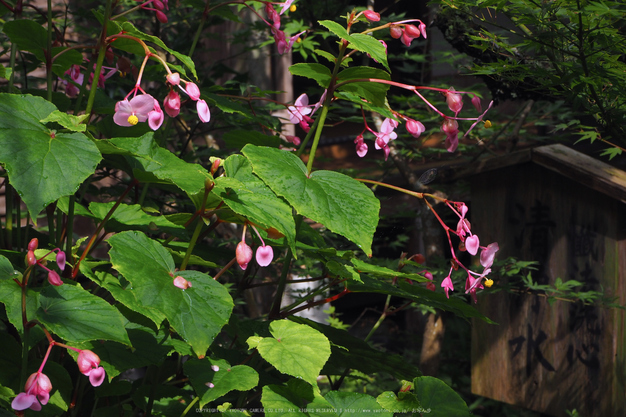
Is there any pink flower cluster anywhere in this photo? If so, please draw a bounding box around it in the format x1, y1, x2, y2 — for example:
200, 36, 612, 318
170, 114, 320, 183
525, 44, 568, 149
285, 91, 326, 137
439, 202, 499, 303
236, 224, 274, 271
259, 0, 304, 55
26, 238, 66, 286
113, 72, 210, 131
62, 64, 117, 98
12, 349, 104, 412
389, 21, 427, 47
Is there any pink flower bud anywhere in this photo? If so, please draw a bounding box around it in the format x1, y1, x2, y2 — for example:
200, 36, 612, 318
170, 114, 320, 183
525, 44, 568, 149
197, 99, 211, 123
401, 30, 414, 47
156, 10, 168, 23
405, 119, 425, 138
27, 250, 37, 266
164, 90, 181, 118
211, 365, 219, 372
419, 22, 427, 39
48, 270, 63, 286
56, 251, 66, 271
256, 245, 274, 267
185, 82, 201, 101
390, 25, 402, 39
166, 72, 180, 86
173, 276, 192, 290
363, 10, 380, 22
441, 118, 459, 136
446, 88, 463, 114
404, 24, 421, 38
284, 135, 301, 146
153, 0, 165, 10
13, 372, 52, 410
471, 95, 482, 112
354, 134, 368, 157
28, 238, 38, 251
236, 241, 253, 270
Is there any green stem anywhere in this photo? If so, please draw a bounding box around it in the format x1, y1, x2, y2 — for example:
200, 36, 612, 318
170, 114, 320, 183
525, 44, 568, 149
180, 217, 203, 271
188, 1, 211, 57
5, 185, 13, 250
84, 0, 113, 121
364, 294, 391, 342
180, 397, 200, 417
305, 104, 329, 174
46, 0, 53, 102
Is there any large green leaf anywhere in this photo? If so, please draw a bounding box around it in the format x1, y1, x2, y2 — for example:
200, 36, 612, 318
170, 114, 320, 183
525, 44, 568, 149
36, 282, 131, 345
101, 133, 212, 195
0, 94, 102, 220
324, 392, 392, 417
220, 155, 296, 253
413, 376, 469, 417
289, 63, 332, 88
241, 145, 379, 255
247, 320, 330, 386
336, 67, 391, 109
261, 379, 338, 417
290, 317, 422, 381
347, 275, 495, 323
89, 202, 188, 239
184, 358, 259, 408
222, 129, 281, 149
0, 279, 38, 335
376, 391, 422, 414
108, 231, 234, 357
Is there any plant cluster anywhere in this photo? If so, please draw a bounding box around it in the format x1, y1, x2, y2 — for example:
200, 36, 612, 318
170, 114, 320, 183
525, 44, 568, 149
0, 1, 503, 415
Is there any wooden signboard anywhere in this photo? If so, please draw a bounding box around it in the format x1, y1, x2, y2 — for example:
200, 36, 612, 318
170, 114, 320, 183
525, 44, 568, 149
469, 145, 626, 416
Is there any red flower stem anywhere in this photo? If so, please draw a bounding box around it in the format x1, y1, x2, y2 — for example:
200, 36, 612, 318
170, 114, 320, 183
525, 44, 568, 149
72, 179, 138, 278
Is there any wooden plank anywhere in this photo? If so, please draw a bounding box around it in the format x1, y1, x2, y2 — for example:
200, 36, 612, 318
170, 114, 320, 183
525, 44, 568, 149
532, 144, 626, 204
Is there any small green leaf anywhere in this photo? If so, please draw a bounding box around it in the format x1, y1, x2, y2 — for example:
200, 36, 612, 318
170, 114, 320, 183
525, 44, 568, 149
36, 282, 131, 345
289, 63, 332, 88
377, 391, 422, 414
336, 67, 391, 108
251, 320, 331, 386
40, 110, 88, 132
262, 379, 338, 417
351, 259, 429, 282
184, 358, 259, 408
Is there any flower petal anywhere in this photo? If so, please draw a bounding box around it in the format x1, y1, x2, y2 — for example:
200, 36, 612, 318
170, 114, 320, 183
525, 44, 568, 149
256, 245, 274, 267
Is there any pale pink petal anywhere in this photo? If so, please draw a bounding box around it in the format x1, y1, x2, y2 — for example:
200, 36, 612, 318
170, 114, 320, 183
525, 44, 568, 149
89, 367, 106, 387
113, 100, 133, 126
466, 235, 480, 256
186, 82, 201, 101
236, 241, 253, 270
12, 393, 36, 411
480, 242, 499, 268
173, 276, 192, 289
197, 99, 211, 123
294, 93, 309, 108
129, 95, 156, 121
256, 245, 274, 267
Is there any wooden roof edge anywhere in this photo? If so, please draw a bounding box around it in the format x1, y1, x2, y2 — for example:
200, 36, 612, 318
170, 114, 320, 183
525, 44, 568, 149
531, 144, 626, 204
439, 144, 626, 203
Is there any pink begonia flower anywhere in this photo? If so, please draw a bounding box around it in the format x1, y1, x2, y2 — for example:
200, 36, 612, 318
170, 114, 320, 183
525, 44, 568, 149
272, 28, 288, 54
364, 10, 380, 22
197, 99, 211, 123
457, 218, 471, 240
286, 31, 306, 52
441, 267, 454, 298
390, 25, 402, 39
406, 119, 425, 138
236, 241, 253, 270
441, 118, 459, 153
446, 88, 463, 115
12, 372, 52, 411
56, 251, 66, 271
465, 234, 480, 256
164, 89, 181, 118
48, 270, 63, 286
284, 135, 301, 146
77, 350, 106, 387
374, 118, 398, 160
422, 270, 435, 292
148, 99, 164, 130
185, 82, 201, 101
167, 72, 180, 86
89, 65, 117, 89
173, 276, 192, 290
354, 134, 368, 157
480, 242, 499, 268
279, 0, 294, 15
114, 95, 155, 127
64, 64, 84, 98
404, 24, 421, 38
256, 245, 274, 267
288, 94, 312, 124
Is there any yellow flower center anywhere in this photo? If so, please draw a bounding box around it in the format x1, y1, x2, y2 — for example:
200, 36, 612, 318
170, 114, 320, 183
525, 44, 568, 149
484, 278, 494, 288
484, 120, 492, 128
289, 4, 297, 12
127, 114, 139, 125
